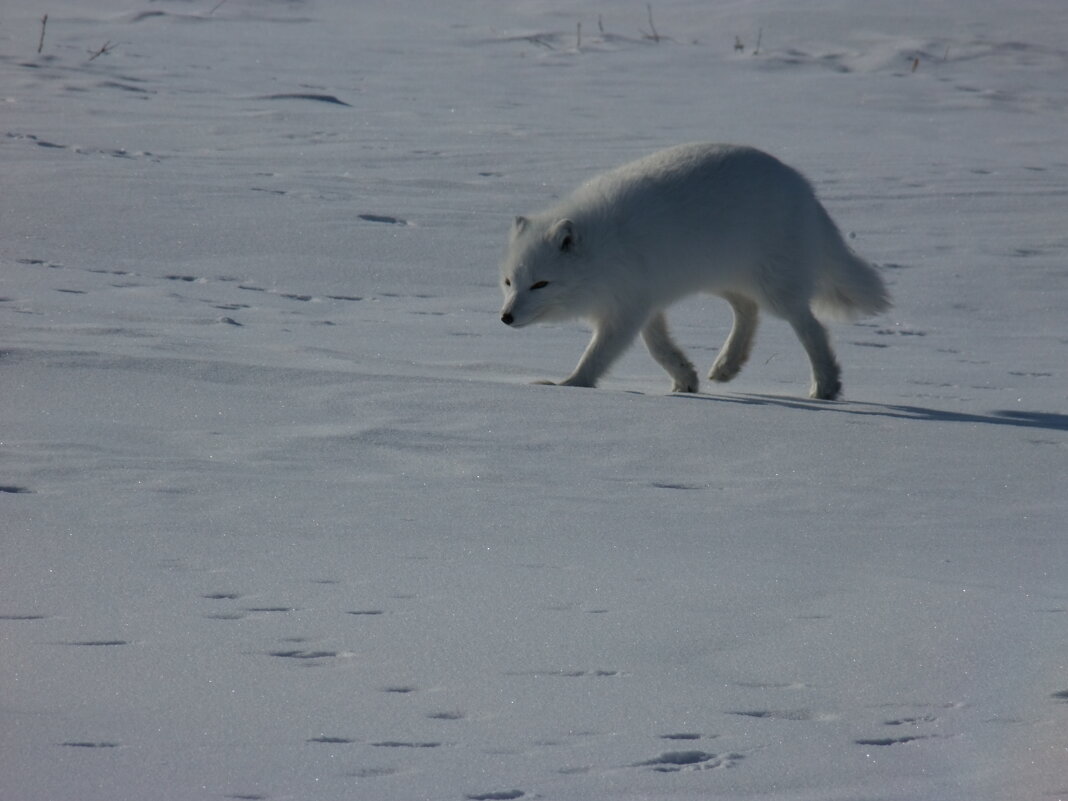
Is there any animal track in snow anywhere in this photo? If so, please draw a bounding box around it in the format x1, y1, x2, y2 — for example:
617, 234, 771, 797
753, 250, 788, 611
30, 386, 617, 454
358, 213, 409, 225
541, 602, 610, 614
243, 606, 297, 614
883, 714, 937, 726
728, 709, 814, 721
636, 750, 742, 772
60, 741, 121, 748
855, 735, 928, 746
258, 93, 352, 106
856, 706, 953, 746
508, 668, 622, 678
371, 740, 442, 749
14, 255, 363, 319
347, 767, 399, 778
5, 131, 161, 161
875, 326, 927, 337
269, 649, 339, 660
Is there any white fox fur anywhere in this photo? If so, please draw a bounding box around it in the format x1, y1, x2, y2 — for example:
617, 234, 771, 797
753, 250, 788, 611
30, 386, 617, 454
499, 143, 890, 399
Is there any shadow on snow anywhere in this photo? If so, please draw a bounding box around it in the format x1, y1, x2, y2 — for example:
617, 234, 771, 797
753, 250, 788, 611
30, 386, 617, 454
673, 393, 1068, 433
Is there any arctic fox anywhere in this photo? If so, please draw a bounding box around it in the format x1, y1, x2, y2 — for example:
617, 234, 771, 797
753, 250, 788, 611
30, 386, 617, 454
499, 143, 890, 399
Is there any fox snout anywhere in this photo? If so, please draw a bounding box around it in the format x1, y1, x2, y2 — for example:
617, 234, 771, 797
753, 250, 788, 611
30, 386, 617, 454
500, 293, 520, 326
500, 292, 556, 328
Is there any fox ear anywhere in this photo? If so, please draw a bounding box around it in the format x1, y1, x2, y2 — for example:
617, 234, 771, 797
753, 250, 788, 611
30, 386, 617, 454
549, 218, 576, 252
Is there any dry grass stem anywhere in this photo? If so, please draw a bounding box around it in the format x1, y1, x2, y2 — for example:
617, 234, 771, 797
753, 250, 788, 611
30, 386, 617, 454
87, 41, 115, 62
38, 14, 48, 54
645, 4, 660, 43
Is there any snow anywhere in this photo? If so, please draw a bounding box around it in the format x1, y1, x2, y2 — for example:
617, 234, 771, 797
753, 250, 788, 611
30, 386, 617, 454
2, 1, 1067, 799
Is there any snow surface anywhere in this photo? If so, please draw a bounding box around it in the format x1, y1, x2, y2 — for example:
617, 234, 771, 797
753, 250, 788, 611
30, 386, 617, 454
2, 1, 1067, 799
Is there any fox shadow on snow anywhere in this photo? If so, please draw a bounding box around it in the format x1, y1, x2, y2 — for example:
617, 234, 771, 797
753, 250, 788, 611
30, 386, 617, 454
673, 393, 1068, 434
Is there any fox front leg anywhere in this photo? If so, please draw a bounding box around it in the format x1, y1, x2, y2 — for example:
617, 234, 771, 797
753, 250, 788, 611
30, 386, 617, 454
542, 316, 644, 388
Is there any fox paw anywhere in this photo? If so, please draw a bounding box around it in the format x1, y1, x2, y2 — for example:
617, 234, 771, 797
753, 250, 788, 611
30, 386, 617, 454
709, 363, 741, 383
809, 379, 842, 400
671, 376, 699, 393
556, 375, 597, 388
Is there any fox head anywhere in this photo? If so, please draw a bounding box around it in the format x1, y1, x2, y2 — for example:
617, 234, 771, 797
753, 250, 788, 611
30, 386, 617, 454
499, 215, 588, 327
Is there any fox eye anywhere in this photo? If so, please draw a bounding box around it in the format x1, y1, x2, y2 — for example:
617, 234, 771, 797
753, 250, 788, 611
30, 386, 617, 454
530, 280, 549, 290
504, 278, 511, 287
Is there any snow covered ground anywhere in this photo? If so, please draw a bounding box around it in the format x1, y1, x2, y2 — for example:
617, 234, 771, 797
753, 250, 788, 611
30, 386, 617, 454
2, 1, 1066, 799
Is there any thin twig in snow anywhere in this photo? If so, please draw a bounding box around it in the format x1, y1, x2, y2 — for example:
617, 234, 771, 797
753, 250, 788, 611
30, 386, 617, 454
645, 4, 660, 43
38, 14, 48, 54
87, 41, 115, 62
525, 35, 555, 51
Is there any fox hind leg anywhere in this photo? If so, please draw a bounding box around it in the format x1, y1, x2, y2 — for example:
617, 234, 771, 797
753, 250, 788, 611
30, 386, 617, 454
641, 311, 699, 393
709, 293, 759, 383
785, 306, 842, 400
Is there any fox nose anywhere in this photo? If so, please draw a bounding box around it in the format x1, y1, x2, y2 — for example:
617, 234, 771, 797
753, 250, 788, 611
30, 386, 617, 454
501, 312, 514, 325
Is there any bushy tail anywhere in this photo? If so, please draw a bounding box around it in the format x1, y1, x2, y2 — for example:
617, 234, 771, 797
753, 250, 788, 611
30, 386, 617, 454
812, 209, 891, 322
